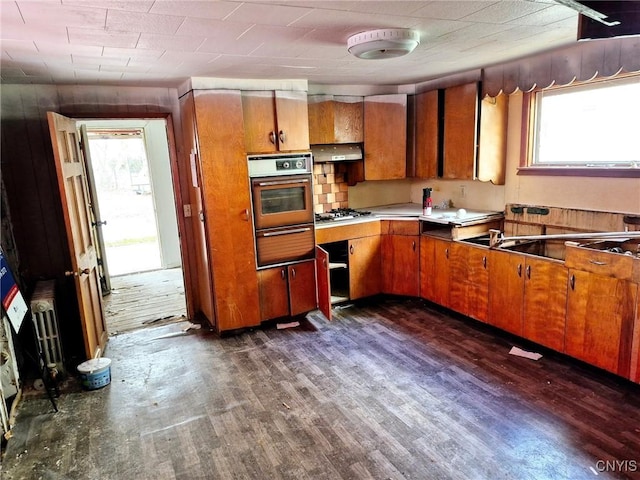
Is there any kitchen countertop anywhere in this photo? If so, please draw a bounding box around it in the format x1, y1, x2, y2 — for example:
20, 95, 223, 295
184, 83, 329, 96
315, 203, 504, 229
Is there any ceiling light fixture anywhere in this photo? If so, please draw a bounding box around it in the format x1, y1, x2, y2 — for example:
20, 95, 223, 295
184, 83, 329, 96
347, 28, 420, 60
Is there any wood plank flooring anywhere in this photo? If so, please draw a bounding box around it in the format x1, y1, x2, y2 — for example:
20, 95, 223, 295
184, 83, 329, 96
2, 297, 639, 480
103, 268, 187, 334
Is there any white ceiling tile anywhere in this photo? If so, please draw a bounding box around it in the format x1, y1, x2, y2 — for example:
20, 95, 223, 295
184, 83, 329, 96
37, 43, 105, 57
102, 46, 164, 60
1, 40, 40, 55
136, 33, 205, 52
507, 4, 576, 26
18, 1, 107, 28
68, 27, 140, 48
149, 1, 241, 19
224, 3, 312, 26
412, 1, 498, 20
73, 54, 129, 66
62, 1, 154, 13
175, 17, 251, 39
461, 0, 550, 24
106, 10, 185, 34
1, 23, 69, 43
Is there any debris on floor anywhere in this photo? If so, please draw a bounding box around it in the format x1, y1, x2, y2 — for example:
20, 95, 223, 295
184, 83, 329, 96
509, 346, 543, 361
276, 321, 300, 330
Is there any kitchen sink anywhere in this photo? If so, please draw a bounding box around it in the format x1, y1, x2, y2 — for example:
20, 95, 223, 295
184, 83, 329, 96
459, 235, 491, 246
500, 239, 566, 261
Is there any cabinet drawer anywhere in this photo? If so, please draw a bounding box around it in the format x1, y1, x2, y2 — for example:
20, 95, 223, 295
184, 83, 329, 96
382, 220, 420, 236
565, 244, 636, 281
315, 220, 381, 244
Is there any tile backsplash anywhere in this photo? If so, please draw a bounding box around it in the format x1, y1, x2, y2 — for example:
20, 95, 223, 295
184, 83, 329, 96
313, 163, 349, 214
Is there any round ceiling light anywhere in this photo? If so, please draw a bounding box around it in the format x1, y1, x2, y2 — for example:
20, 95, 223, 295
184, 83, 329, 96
347, 28, 420, 60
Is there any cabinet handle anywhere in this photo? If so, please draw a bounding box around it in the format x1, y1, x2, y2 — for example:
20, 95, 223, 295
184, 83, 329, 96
199, 210, 205, 222
269, 131, 276, 144
570, 274, 575, 290
482, 256, 487, 269
291, 267, 296, 279
322, 258, 327, 267
242, 208, 250, 221
281, 268, 286, 280
589, 260, 607, 266
412, 240, 416, 251
279, 130, 286, 144
526, 264, 531, 279
350, 245, 354, 255
517, 264, 522, 277
445, 248, 449, 259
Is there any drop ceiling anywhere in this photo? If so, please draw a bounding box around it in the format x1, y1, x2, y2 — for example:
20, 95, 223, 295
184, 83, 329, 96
0, 0, 580, 88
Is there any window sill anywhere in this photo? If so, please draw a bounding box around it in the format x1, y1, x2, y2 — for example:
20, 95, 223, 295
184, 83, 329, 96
517, 167, 640, 178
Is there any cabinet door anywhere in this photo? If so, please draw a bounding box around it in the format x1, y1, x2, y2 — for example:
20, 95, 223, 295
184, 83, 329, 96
382, 235, 419, 296
420, 236, 450, 307
488, 250, 524, 336
308, 96, 334, 145
349, 236, 381, 300
477, 93, 508, 185
364, 94, 407, 180
631, 293, 640, 382
242, 91, 278, 153
522, 258, 567, 352
566, 270, 637, 375
333, 96, 363, 143
443, 82, 478, 180
289, 260, 317, 316
414, 90, 440, 179
258, 267, 289, 321
450, 243, 489, 322
275, 90, 310, 151
316, 246, 332, 321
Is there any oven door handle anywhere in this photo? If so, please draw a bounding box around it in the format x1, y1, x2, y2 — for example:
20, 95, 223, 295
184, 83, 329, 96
256, 179, 309, 187
260, 227, 311, 237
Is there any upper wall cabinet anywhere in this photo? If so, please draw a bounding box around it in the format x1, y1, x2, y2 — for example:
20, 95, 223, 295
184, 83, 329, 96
242, 90, 310, 153
308, 95, 364, 145
364, 94, 407, 180
413, 82, 508, 184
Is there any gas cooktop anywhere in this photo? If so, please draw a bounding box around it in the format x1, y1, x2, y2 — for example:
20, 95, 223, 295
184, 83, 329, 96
315, 208, 372, 223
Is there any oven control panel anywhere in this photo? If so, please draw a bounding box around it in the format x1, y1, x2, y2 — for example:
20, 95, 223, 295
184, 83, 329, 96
248, 152, 312, 177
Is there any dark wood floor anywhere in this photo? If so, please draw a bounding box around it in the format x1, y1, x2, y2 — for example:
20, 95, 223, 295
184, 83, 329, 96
2, 297, 639, 479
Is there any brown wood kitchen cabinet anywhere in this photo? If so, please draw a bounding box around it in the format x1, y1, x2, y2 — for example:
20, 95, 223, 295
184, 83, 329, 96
308, 95, 363, 145
565, 244, 638, 377
488, 250, 567, 351
181, 89, 261, 333
258, 260, 317, 321
420, 236, 451, 308
382, 221, 420, 297
414, 83, 507, 183
449, 242, 489, 322
349, 235, 382, 300
364, 94, 407, 180
242, 90, 310, 153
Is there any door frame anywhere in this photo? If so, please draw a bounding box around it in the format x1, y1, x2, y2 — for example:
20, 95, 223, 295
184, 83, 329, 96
59, 111, 195, 324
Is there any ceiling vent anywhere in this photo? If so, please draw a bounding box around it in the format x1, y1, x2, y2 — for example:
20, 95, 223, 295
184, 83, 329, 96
347, 29, 420, 60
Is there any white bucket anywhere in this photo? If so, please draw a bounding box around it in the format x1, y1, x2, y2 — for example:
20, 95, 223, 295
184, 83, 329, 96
77, 357, 112, 390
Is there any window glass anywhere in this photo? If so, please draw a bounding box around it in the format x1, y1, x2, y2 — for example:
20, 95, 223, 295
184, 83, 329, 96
532, 75, 640, 168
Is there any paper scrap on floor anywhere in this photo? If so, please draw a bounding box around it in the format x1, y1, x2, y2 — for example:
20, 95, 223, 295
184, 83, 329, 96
277, 321, 300, 330
509, 346, 543, 361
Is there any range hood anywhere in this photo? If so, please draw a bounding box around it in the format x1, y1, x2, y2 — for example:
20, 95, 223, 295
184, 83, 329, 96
311, 144, 363, 162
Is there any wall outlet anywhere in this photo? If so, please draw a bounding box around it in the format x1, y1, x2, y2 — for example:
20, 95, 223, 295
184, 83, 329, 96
183, 204, 192, 217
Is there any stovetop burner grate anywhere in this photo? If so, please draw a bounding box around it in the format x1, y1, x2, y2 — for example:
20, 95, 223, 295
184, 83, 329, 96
315, 208, 372, 223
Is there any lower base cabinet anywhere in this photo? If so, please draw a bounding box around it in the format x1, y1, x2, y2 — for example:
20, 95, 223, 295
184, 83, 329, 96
382, 234, 419, 296
258, 260, 317, 321
449, 243, 489, 322
420, 236, 451, 308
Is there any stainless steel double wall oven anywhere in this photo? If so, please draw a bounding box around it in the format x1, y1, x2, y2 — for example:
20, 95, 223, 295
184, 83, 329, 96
248, 152, 315, 268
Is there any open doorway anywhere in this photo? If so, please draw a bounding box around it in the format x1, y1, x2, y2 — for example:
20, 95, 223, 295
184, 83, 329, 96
80, 119, 187, 334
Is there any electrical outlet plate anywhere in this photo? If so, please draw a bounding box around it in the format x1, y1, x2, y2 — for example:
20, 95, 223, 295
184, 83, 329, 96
183, 204, 192, 217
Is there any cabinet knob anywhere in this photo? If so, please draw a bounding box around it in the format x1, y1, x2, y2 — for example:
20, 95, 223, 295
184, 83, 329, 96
269, 131, 276, 144
482, 256, 487, 269
281, 268, 286, 280
570, 274, 575, 290
517, 264, 522, 277
350, 245, 354, 255
279, 130, 286, 144
291, 267, 296, 279
242, 208, 250, 221
445, 248, 449, 259
412, 240, 416, 251
526, 264, 531, 279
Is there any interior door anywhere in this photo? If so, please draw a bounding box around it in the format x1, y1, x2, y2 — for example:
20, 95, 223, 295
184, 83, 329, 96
79, 124, 111, 295
47, 112, 107, 359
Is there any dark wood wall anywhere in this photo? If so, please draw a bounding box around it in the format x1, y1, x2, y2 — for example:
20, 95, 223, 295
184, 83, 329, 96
0, 84, 190, 365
